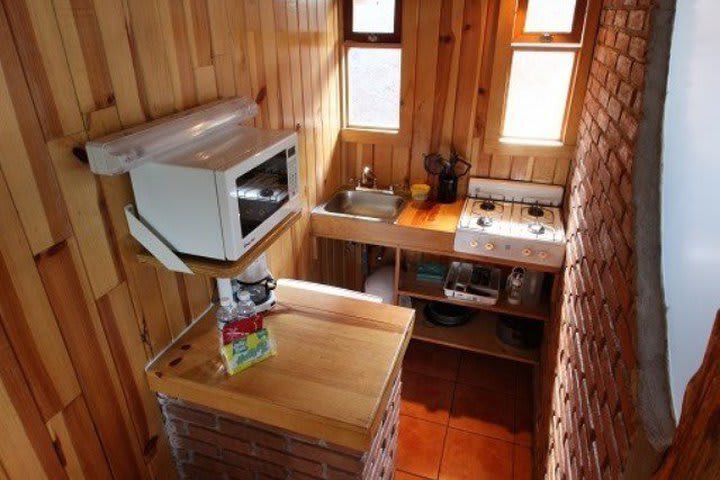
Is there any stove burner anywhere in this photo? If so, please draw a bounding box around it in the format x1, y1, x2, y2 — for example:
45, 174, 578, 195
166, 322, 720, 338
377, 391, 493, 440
477, 216, 493, 227
528, 204, 545, 217
528, 223, 546, 235
480, 200, 496, 211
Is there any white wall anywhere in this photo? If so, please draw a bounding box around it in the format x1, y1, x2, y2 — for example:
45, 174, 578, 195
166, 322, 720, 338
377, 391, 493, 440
662, 0, 720, 417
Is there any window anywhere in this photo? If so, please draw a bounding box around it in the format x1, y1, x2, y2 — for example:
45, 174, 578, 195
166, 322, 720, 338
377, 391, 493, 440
343, 0, 402, 132
485, 0, 598, 155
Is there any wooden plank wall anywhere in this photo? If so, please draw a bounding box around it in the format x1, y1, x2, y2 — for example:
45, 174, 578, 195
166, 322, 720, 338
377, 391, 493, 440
0, 0, 341, 478
342, 0, 571, 194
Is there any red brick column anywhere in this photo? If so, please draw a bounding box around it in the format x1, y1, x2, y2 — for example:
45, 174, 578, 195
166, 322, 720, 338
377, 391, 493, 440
158, 373, 401, 479
536, 1, 657, 479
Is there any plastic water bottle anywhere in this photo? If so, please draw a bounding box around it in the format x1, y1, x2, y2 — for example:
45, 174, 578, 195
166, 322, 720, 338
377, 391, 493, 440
216, 297, 238, 330
235, 291, 256, 319
216, 279, 238, 330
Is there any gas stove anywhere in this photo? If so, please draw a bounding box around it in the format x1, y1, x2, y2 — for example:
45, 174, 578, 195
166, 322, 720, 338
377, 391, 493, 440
454, 179, 566, 268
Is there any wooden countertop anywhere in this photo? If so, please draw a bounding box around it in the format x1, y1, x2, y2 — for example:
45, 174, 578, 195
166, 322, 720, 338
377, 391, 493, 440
312, 199, 560, 273
146, 282, 415, 451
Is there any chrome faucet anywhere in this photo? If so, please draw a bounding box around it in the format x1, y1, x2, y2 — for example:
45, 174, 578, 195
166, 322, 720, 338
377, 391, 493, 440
359, 165, 377, 189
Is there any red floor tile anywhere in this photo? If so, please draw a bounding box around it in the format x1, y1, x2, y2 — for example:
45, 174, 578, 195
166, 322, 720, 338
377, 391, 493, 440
514, 393, 533, 447
403, 340, 461, 381
401, 370, 455, 425
395, 471, 428, 480
449, 384, 515, 442
396, 415, 447, 479
457, 352, 518, 394
439, 428, 513, 480
513, 445, 532, 480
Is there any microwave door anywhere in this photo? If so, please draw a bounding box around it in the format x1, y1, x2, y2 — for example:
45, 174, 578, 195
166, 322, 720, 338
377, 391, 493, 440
235, 151, 289, 238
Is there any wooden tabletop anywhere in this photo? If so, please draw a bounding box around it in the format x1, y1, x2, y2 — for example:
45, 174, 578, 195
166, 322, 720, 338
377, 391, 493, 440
146, 282, 415, 451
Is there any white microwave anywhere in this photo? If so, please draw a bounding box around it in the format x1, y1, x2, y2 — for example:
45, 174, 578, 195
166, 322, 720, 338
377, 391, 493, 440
129, 125, 300, 261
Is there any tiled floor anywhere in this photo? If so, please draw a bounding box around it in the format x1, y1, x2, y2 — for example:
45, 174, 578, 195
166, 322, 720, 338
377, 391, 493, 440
396, 340, 533, 480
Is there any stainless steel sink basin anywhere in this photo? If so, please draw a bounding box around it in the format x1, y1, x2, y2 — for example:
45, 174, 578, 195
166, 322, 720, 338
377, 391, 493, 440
319, 189, 406, 222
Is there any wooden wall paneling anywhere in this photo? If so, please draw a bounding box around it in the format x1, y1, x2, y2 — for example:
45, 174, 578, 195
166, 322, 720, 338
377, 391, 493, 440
257, 0, 282, 129
489, 153, 512, 179
273, 0, 296, 130
450, 0, 488, 161
180, 274, 214, 322
47, 134, 122, 299
89, 0, 145, 126
297, 0, 319, 206
52, 0, 115, 119
36, 239, 150, 479
531, 156, 558, 184
125, 0, 176, 118
510, 155, 534, 181
183, 0, 212, 68
157, 0, 198, 110
408, 0, 442, 185
327, 0, 343, 196
96, 282, 178, 480
374, 144, 393, 188
399, 0, 420, 144
46, 395, 113, 480
207, 0, 237, 98
307, 0, 328, 203
225, 1, 254, 101
2, 0, 84, 138
243, 0, 270, 126
0, 5, 72, 254
316, 0, 332, 201
194, 64, 219, 102
0, 171, 80, 420
392, 146, 410, 186
0, 321, 68, 480
430, 0, 464, 155
156, 270, 189, 338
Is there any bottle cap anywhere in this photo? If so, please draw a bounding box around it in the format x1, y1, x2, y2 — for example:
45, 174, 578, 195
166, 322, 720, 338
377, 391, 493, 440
238, 291, 252, 302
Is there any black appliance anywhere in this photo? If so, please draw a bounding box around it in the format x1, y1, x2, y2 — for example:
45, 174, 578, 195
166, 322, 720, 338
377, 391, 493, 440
424, 152, 471, 203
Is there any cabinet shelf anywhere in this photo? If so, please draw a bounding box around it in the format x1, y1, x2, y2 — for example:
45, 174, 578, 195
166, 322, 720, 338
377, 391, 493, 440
410, 299, 539, 365
398, 263, 551, 322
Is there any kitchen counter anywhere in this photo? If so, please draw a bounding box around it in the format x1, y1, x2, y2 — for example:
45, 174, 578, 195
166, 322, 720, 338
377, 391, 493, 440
312, 198, 560, 272
146, 282, 414, 452
311, 199, 463, 255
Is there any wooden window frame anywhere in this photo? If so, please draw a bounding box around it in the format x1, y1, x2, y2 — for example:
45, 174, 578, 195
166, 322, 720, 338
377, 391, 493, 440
513, 0, 589, 44
341, 0, 410, 146
484, 0, 601, 158
343, 0, 402, 43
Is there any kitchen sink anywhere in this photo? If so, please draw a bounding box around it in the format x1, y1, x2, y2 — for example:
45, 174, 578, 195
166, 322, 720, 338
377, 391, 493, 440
318, 189, 407, 222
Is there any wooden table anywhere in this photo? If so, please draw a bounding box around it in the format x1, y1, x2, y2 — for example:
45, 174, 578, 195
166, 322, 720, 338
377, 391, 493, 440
146, 282, 415, 451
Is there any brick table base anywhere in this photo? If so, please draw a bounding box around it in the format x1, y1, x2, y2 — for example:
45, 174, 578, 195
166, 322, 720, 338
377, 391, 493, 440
158, 373, 401, 480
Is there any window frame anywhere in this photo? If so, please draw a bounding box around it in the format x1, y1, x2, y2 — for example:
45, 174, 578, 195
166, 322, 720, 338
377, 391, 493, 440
343, 0, 402, 44
484, 0, 601, 158
341, 0, 408, 145
513, 0, 589, 44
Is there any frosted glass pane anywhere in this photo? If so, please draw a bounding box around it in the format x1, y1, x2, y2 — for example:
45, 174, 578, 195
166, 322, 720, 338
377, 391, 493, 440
502, 51, 575, 141
525, 0, 578, 33
353, 0, 396, 33
348, 47, 401, 129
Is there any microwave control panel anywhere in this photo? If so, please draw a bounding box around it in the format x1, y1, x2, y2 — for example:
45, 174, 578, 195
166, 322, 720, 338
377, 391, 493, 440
287, 146, 298, 198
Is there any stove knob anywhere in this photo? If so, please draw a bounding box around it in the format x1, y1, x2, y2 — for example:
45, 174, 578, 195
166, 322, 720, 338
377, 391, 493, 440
522, 248, 533, 257
484, 242, 496, 251
469, 240, 479, 248
538, 251, 549, 259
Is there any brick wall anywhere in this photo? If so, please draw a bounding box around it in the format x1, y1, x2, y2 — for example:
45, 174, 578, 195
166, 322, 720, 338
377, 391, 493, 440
158, 373, 401, 479
537, 1, 655, 478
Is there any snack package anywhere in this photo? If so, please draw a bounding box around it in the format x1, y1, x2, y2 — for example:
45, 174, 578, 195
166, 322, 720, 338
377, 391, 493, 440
220, 328, 276, 375
221, 314, 263, 344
